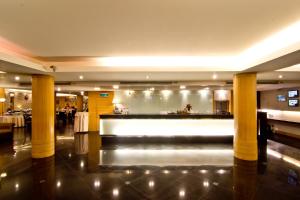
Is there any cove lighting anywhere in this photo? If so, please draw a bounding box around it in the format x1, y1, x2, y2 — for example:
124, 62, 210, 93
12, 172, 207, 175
56, 93, 76, 97
93, 20, 300, 71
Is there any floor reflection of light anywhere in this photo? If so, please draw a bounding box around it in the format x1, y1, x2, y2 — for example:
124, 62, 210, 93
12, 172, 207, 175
181, 170, 188, 174
113, 188, 119, 197
125, 181, 131, 185
217, 169, 226, 174
145, 170, 150, 175
267, 148, 300, 168
0, 172, 7, 178
125, 170, 132, 174
94, 180, 100, 188
15, 183, 19, 190
56, 181, 61, 188
148, 180, 155, 188
80, 161, 84, 168
68, 153, 72, 158
179, 189, 185, 198
200, 169, 208, 174
203, 180, 209, 187
163, 170, 170, 174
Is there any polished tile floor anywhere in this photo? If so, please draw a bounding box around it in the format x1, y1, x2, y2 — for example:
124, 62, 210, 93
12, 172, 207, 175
0, 125, 300, 200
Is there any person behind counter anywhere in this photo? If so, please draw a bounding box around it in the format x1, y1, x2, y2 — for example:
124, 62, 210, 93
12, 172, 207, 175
183, 104, 193, 113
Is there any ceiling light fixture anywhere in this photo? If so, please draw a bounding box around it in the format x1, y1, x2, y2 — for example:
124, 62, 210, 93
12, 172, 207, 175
278, 75, 283, 79
79, 75, 84, 80
57, 87, 61, 91
15, 76, 20, 81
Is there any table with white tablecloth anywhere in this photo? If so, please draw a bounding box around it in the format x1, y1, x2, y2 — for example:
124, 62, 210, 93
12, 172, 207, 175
0, 115, 25, 127
74, 112, 89, 132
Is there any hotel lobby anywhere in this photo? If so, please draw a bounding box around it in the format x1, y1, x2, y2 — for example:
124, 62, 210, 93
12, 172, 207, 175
1, 1, 300, 199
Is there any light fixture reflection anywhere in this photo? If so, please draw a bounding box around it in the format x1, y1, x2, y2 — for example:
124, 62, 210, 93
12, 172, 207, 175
0, 172, 7, 178
15, 183, 19, 190
181, 170, 188, 174
80, 161, 84, 168
94, 180, 101, 188
56, 181, 61, 188
179, 189, 185, 197
113, 188, 119, 197
200, 169, 208, 174
148, 180, 155, 188
203, 180, 209, 187
163, 170, 170, 174
217, 169, 226, 174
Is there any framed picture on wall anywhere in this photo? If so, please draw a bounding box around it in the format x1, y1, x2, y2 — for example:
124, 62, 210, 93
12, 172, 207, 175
288, 99, 299, 107
277, 95, 286, 102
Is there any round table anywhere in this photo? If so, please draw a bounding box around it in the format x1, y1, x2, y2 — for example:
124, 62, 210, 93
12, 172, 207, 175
0, 115, 25, 127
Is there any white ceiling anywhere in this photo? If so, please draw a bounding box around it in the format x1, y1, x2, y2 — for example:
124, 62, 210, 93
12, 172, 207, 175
0, 0, 300, 90
0, 0, 300, 57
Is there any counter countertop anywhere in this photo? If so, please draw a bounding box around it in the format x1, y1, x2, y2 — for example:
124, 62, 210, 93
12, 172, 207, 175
99, 114, 233, 119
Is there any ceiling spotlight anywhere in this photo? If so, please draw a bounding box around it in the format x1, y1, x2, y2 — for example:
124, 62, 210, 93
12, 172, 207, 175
278, 75, 283, 79
57, 87, 61, 91
15, 76, 20, 81
212, 74, 217, 80
94, 87, 100, 91
113, 85, 119, 89
180, 85, 186, 89
79, 75, 84, 80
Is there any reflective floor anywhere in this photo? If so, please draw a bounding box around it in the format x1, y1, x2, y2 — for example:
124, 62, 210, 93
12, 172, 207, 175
0, 125, 300, 199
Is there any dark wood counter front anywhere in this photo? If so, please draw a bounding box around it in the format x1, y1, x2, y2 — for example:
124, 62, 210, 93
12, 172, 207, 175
100, 114, 233, 119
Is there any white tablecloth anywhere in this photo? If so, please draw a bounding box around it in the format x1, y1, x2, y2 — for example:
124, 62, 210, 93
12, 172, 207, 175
74, 112, 89, 132
0, 115, 25, 127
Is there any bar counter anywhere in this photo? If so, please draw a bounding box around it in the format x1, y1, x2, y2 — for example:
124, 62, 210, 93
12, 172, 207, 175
99, 114, 234, 137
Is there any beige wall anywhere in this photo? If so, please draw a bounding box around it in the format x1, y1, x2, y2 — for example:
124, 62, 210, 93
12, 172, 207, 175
260, 88, 300, 111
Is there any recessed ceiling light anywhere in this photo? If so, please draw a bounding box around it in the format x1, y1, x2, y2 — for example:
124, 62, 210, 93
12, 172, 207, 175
278, 75, 283, 79
15, 76, 20, 81
79, 75, 84, 80
57, 87, 61, 91
113, 85, 119, 89
94, 87, 100, 91
180, 85, 186, 89
146, 75, 150, 79
212, 74, 217, 80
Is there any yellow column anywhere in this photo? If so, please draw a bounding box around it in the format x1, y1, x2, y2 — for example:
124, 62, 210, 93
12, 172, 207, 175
0, 88, 6, 115
233, 73, 257, 161
77, 95, 83, 112
32, 75, 55, 158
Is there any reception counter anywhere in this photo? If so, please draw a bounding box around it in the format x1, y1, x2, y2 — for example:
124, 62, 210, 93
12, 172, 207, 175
99, 114, 234, 137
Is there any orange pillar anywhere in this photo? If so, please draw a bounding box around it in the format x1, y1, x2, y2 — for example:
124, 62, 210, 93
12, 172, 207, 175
32, 75, 55, 158
233, 73, 257, 161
